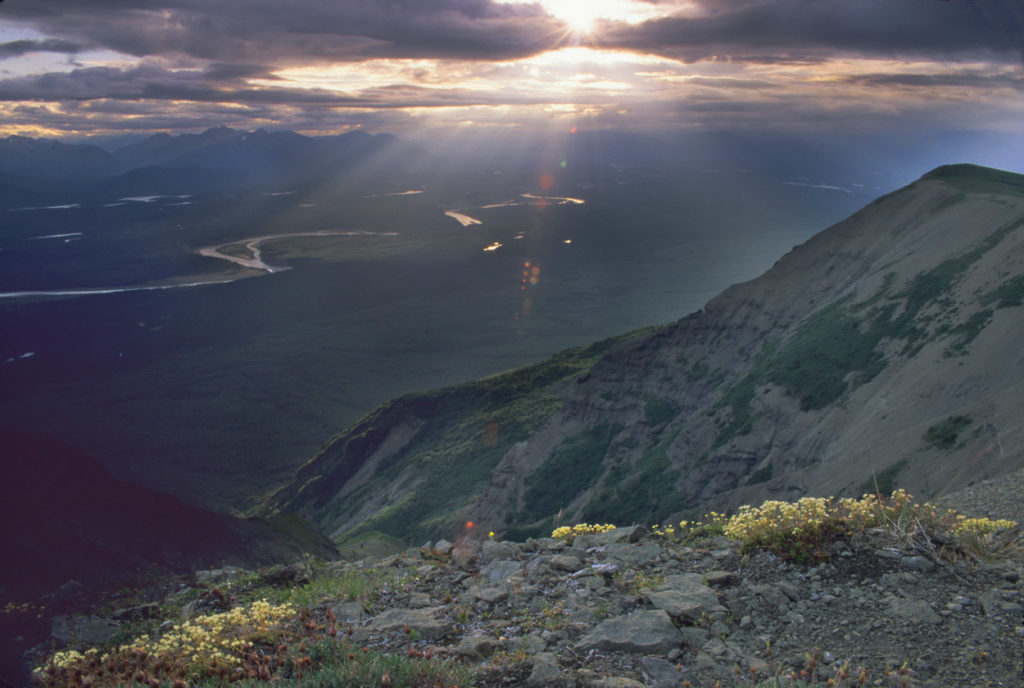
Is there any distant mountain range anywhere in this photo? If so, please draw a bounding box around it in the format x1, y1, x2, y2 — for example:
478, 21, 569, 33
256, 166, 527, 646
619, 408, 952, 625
266, 163, 1024, 543
0, 127, 428, 202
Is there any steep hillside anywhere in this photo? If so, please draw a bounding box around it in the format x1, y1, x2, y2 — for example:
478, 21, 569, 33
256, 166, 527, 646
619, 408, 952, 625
269, 164, 1024, 543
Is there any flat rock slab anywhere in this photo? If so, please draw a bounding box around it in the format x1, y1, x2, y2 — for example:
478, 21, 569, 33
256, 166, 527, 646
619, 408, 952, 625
550, 554, 584, 572
639, 655, 692, 688
575, 609, 682, 654
367, 607, 450, 640
887, 596, 942, 625
528, 652, 564, 687
459, 634, 499, 658
645, 576, 725, 622
592, 678, 646, 688
604, 543, 664, 566
480, 559, 522, 584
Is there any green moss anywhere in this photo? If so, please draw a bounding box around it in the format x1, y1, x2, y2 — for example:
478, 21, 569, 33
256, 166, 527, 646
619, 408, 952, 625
924, 416, 972, 450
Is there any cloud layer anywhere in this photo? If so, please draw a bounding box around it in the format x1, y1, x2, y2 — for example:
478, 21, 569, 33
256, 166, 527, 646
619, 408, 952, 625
0, 0, 1021, 139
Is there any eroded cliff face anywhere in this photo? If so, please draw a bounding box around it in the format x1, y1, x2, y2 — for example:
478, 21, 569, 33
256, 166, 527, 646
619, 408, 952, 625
271, 165, 1024, 543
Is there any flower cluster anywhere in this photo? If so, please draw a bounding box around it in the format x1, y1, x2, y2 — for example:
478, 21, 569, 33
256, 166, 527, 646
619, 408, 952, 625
37, 599, 296, 687
551, 523, 617, 539
715, 489, 1018, 563
133, 599, 293, 671
953, 516, 1017, 538
952, 516, 1017, 556
724, 497, 842, 562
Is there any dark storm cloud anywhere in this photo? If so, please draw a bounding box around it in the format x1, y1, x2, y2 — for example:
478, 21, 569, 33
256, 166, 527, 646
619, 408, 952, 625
604, 0, 1024, 63
1, 0, 568, 63
0, 38, 86, 57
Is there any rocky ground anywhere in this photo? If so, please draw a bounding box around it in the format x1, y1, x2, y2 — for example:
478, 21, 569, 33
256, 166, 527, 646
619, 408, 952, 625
22, 515, 1023, 688
329, 526, 1022, 688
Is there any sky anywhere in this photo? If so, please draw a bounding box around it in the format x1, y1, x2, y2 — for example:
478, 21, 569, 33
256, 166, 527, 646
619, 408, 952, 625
0, 0, 1022, 149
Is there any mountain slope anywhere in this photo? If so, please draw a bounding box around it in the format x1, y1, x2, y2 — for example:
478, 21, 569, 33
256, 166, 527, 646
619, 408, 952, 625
266, 163, 1024, 542
0, 429, 337, 597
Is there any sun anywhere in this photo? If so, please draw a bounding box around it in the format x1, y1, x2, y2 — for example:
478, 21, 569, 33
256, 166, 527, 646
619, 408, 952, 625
544, 0, 600, 34
498, 0, 674, 37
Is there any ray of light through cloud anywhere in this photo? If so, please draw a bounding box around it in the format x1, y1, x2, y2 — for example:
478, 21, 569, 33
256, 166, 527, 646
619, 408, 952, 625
0, 0, 1019, 164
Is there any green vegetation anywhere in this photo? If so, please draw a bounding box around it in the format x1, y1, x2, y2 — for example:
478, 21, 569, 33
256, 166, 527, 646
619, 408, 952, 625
687, 359, 711, 382
713, 299, 886, 446
521, 424, 622, 520
924, 415, 972, 450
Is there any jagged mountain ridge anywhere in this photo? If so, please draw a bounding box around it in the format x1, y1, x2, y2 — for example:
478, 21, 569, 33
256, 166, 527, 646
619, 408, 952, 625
270, 164, 1024, 542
